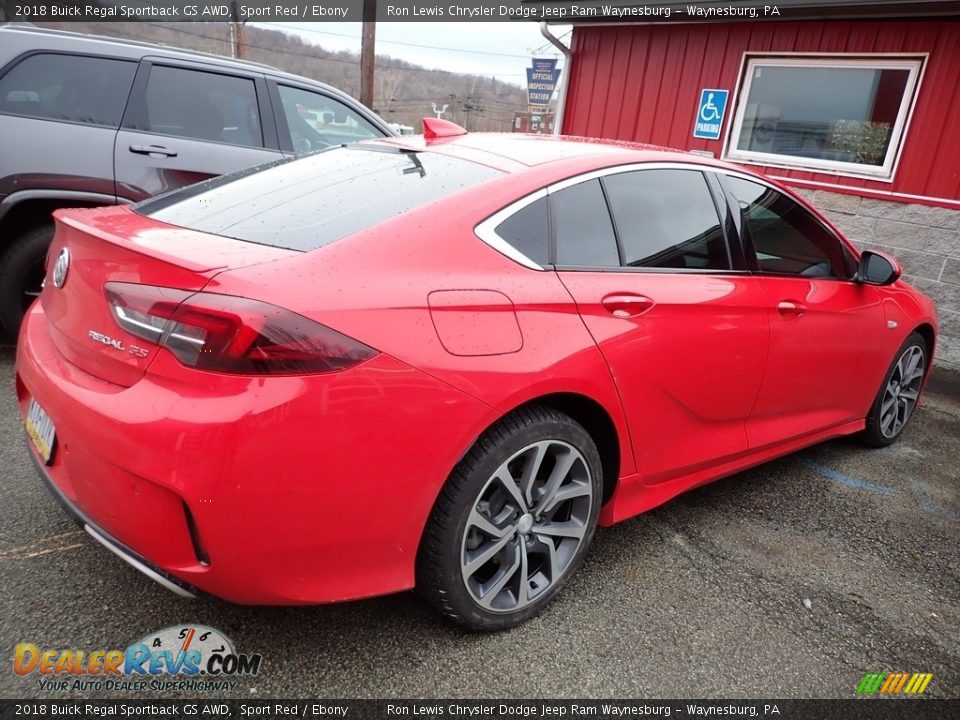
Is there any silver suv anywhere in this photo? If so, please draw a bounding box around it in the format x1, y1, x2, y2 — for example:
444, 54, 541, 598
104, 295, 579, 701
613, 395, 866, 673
0, 24, 392, 336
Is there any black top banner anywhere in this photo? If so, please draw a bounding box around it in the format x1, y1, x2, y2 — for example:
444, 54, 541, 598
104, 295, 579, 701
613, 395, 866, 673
0, 1, 896, 23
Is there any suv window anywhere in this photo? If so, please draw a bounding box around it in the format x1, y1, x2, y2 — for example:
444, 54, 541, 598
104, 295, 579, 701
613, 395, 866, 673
0, 53, 136, 127
494, 197, 550, 266
603, 169, 729, 270
140, 66, 263, 147
552, 179, 620, 267
277, 85, 381, 154
138, 146, 502, 251
727, 176, 848, 278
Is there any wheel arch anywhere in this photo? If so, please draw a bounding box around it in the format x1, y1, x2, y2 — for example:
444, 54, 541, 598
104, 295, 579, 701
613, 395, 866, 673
458, 391, 628, 503
913, 322, 935, 361
0, 191, 117, 244
494, 392, 623, 505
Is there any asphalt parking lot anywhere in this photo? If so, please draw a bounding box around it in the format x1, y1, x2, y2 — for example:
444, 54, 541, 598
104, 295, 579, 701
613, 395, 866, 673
1, 343, 958, 700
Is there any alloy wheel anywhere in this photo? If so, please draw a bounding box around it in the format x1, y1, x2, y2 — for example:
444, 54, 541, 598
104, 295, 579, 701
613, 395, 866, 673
460, 440, 593, 613
880, 345, 925, 438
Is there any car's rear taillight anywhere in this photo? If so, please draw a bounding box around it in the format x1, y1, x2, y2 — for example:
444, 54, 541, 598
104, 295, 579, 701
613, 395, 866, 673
104, 282, 377, 375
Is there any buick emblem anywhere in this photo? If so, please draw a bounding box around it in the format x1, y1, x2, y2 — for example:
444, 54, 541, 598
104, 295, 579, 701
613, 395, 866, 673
51, 248, 70, 289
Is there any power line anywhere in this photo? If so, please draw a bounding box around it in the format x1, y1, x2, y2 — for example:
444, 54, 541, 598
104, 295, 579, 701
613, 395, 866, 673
145, 23, 527, 77
269, 23, 537, 59
530, 30, 572, 57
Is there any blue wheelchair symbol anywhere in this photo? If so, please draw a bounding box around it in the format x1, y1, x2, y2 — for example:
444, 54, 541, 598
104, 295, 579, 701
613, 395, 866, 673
700, 93, 722, 122
693, 89, 729, 140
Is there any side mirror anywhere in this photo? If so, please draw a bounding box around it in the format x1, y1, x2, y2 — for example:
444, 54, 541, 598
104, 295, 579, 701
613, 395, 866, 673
858, 250, 902, 286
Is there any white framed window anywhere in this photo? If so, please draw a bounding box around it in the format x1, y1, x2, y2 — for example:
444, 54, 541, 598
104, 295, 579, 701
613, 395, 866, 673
724, 55, 924, 181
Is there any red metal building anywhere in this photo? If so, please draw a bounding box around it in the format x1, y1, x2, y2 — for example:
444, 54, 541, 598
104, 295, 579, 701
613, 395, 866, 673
554, 3, 960, 209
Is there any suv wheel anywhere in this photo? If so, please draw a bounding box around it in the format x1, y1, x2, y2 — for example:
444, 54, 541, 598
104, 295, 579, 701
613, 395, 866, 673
0, 224, 53, 338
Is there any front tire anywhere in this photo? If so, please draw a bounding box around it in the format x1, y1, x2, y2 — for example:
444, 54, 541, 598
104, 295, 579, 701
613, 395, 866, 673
0, 224, 54, 338
417, 406, 603, 631
860, 331, 927, 447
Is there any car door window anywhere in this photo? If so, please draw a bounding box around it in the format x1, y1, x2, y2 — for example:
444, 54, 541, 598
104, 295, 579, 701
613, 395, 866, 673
726, 176, 849, 278
603, 169, 730, 270
552, 179, 620, 267
140, 65, 263, 148
0, 53, 136, 127
277, 85, 381, 154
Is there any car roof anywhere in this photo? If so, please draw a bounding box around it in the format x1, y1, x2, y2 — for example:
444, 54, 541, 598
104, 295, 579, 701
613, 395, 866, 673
0, 24, 341, 92
376, 131, 748, 176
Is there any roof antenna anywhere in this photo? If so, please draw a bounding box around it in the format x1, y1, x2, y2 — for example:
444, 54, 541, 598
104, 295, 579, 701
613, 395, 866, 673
423, 118, 467, 140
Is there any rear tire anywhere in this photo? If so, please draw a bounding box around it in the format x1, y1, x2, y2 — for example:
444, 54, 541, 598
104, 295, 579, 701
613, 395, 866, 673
0, 224, 54, 338
417, 406, 603, 631
860, 331, 927, 447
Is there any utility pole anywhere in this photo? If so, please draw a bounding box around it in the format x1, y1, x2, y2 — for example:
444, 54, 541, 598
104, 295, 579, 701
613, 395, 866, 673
360, 0, 376, 108
462, 77, 479, 130
229, 1, 244, 59
236, 18, 245, 60
463, 96, 483, 131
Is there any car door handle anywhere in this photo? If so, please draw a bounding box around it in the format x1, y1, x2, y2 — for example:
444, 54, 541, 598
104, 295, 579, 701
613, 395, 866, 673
601, 293, 655, 318
129, 144, 178, 158
777, 300, 807, 317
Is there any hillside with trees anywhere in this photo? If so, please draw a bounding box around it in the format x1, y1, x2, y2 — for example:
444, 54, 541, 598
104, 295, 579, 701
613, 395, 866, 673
28, 21, 529, 131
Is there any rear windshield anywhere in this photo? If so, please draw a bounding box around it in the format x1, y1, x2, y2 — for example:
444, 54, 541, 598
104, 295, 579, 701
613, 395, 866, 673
137, 146, 502, 251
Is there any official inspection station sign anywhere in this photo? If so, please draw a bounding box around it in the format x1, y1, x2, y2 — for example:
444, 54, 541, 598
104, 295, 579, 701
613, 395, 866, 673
527, 58, 561, 108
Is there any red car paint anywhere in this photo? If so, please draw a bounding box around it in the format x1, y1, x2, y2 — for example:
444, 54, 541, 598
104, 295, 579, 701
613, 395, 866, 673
15, 134, 938, 604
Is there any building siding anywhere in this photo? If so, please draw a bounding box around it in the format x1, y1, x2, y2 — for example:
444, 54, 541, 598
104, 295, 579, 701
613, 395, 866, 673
793, 188, 960, 370
564, 21, 960, 206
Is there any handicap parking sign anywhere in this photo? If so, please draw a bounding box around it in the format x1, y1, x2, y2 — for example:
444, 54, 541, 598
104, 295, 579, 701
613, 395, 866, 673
693, 89, 729, 140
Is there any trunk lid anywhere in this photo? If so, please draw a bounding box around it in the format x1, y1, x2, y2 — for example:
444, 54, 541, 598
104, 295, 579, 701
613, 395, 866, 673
41, 206, 296, 387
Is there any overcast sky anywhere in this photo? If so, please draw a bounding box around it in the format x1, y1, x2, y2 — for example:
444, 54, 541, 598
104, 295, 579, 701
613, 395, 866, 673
259, 22, 572, 86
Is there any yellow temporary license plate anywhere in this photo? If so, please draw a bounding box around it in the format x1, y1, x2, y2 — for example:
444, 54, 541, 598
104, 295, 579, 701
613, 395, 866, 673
25, 398, 56, 465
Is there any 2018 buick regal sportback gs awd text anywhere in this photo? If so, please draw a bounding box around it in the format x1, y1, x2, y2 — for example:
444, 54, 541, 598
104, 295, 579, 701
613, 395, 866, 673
16, 125, 938, 630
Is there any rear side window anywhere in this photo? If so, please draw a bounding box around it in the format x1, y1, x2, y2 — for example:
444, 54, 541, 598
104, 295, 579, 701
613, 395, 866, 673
139, 66, 263, 148
552, 179, 620, 267
139, 146, 502, 250
494, 197, 550, 266
727, 176, 848, 278
603, 170, 729, 270
277, 84, 382, 153
0, 53, 136, 127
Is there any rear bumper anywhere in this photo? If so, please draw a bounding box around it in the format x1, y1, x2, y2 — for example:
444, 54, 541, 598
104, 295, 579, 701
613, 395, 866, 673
16, 302, 498, 604
27, 447, 200, 599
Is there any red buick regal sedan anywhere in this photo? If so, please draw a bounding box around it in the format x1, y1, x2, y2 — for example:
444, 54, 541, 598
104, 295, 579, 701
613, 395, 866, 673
16, 123, 938, 630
